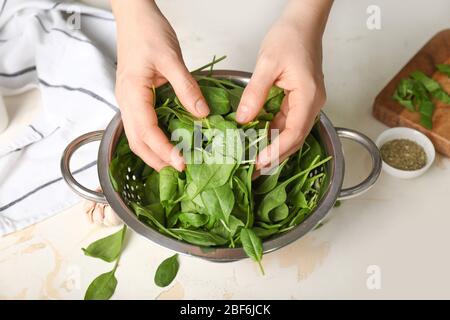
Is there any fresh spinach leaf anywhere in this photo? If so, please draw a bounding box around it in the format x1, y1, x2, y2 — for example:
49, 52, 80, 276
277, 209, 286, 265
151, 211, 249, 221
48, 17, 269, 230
178, 212, 209, 228
410, 71, 441, 93
154, 254, 179, 287
82, 226, 127, 263
240, 228, 265, 275
169, 228, 228, 246
159, 166, 179, 205
201, 183, 235, 224
200, 86, 230, 115
437, 64, 450, 77
84, 266, 118, 300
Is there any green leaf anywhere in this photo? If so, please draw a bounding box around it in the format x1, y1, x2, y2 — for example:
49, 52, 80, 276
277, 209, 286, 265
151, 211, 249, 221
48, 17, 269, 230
169, 228, 228, 246
201, 184, 235, 224
300, 135, 323, 169
186, 160, 235, 199
265, 86, 284, 101
264, 87, 284, 114
257, 156, 330, 222
393, 90, 415, 112
84, 267, 118, 300
269, 203, 289, 222
410, 71, 441, 92
436, 64, 450, 77
252, 227, 279, 239
254, 159, 288, 194
200, 86, 230, 115
288, 208, 309, 227
228, 87, 244, 111
154, 254, 179, 287
419, 100, 434, 117
288, 188, 309, 209
108, 157, 121, 192
159, 166, 179, 205
115, 135, 131, 157
169, 119, 194, 150
82, 226, 127, 263
240, 228, 265, 275
131, 202, 181, 240
145, 171, 160, 204
178, 212, 209, 228
420, 114, 433, 130
432, 89, 450, 104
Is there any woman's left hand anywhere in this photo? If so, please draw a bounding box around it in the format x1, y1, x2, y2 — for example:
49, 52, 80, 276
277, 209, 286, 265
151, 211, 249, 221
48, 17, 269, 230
236, 2, 330, 170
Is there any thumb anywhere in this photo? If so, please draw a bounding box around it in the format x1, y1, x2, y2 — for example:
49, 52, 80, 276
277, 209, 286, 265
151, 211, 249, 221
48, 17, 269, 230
236, 60, 277, 123
160, 57, 210, 118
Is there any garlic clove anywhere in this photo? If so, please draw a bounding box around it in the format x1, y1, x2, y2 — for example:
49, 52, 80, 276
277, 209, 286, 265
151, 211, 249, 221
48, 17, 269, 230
92, 204, 106, 225
103, 205, 122, 226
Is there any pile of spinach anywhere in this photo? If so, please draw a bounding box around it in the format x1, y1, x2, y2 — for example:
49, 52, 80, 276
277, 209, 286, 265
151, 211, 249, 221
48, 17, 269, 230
393, 64, 450, 129
108, 56, 331, 273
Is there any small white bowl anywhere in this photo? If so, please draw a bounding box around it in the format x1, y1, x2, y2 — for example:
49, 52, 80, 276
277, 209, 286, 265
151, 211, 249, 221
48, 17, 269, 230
375, 127, 435, 179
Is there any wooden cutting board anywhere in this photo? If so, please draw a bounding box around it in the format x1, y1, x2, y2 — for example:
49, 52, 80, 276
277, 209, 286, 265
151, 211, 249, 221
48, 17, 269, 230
373, 29, 450, 157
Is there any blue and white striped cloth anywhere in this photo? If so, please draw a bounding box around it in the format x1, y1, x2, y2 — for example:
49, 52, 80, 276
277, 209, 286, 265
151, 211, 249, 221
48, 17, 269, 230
0, 0, 118, 235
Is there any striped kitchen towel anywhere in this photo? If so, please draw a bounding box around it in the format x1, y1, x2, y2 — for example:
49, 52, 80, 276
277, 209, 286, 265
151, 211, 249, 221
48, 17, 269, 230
0, 0, 118, 235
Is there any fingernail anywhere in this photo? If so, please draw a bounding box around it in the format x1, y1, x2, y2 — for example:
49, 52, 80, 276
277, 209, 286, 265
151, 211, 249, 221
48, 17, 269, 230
171, 155, 185, 172
236, 105, 249, 123
195, 100, 210, 118
256, 153, 270, 169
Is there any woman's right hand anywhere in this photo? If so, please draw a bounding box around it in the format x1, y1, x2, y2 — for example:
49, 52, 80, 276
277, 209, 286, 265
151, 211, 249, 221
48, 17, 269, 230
111, 0, 209, 172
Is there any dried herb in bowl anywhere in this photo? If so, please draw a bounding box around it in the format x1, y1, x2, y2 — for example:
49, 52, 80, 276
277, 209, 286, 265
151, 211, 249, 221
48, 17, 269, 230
380, 139, 427, 171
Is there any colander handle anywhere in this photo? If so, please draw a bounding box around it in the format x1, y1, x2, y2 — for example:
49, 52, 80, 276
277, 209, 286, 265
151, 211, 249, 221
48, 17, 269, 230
61, 131, 108, 204
336, 128, 382, 200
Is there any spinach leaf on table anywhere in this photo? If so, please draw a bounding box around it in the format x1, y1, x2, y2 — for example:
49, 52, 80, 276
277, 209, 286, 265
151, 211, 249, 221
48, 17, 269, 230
84, 267, 118, 300
83, 225, 127, 300
82, 226, 127, 263
154, 254, 179, 288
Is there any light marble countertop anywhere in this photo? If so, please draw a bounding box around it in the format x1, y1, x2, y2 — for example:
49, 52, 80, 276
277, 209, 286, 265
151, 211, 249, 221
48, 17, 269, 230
1, 0, 450, 299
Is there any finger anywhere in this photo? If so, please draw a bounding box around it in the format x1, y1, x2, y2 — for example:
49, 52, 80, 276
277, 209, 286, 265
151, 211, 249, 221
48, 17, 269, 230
133, 142, 170, 172
252, 142, 300, 180
256, 88, 317, 170
141, 124, 185, 171
270, 96, 289, 131
236, 58, 277, 124
159, 57, 210, 118
118, 77, 182, 171
256, 127, 303, 170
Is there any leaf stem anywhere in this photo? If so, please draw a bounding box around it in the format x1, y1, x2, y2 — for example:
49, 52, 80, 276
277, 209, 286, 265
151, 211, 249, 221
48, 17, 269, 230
257, 261, 265, 276
191, 55, 227, 74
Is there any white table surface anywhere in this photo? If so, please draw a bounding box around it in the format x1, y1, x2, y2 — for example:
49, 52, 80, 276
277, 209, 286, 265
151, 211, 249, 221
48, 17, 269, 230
1, 0, 449, 299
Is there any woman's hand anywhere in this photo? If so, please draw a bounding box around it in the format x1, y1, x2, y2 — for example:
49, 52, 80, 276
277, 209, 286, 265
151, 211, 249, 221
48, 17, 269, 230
111, 0, 209, 172
236, 0, 333, 170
